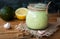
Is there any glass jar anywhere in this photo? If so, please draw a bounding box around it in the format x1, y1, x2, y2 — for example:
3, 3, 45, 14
26, 3, 48, 29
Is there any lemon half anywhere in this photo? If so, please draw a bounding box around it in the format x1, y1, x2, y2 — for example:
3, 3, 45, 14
15, 8, 28, 20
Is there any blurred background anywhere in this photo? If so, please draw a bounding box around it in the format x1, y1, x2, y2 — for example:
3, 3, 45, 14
0, 0, 60, 13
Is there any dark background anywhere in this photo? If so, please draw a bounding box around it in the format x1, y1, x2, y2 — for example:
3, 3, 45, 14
0, 0, 60, 13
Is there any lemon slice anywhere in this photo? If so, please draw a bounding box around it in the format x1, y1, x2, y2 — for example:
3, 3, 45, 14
15, 8, 28, 20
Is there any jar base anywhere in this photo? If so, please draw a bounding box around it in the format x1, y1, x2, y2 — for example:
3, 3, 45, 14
27, 26, 48, 30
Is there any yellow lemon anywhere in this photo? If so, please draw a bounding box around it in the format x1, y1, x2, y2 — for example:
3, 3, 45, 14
15, 8, 28, 20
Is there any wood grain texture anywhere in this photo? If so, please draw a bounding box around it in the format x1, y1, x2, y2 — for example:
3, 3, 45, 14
0, 13, 60, 39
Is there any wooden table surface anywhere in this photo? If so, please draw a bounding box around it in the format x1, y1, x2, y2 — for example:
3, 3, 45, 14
0, 13, 60, 39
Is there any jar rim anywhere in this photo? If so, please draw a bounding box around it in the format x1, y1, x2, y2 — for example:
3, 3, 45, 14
28, 3, 47, 11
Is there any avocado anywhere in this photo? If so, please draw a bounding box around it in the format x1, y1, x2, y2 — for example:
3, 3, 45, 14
0, 6, 15, 21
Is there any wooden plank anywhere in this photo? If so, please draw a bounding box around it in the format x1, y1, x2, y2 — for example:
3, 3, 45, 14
0, 13, 60, 39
